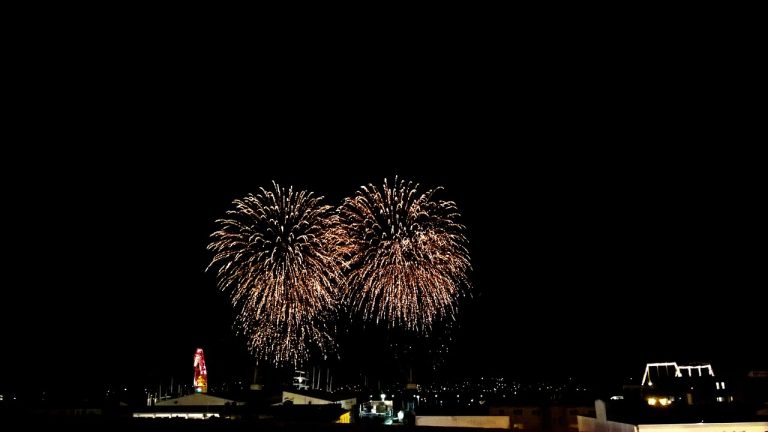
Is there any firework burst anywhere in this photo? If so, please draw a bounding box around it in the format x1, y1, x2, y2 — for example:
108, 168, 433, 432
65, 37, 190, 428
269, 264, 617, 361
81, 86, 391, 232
207, 182, 344, 365
338, 177, 471, 331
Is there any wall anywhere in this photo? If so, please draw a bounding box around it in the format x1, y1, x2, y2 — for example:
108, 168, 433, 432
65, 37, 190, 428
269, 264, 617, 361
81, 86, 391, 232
489, 406, 543, 430
638, 422, 768, 432
549, 406, 596, 431
416, 415, 511, 429
577, 416, 637, 432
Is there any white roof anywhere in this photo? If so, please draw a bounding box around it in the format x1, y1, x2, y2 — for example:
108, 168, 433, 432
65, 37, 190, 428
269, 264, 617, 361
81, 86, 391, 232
156, 393, 236, 406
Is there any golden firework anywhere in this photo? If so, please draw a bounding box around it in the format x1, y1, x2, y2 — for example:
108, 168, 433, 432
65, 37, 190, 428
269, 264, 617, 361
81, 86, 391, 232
338, 177, 471, 331
208, 182, 344, 365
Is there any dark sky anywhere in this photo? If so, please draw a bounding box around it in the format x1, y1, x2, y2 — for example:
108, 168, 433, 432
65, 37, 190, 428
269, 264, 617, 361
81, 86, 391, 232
3, 147, 765, 392
2, 36, 765, 392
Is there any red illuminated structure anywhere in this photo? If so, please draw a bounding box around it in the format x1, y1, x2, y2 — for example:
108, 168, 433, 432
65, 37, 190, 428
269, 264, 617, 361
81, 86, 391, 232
193, 348, 208, 393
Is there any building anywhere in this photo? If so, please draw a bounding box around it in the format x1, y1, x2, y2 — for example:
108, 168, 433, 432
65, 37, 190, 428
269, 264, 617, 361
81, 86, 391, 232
744, 370, 768, 405
641, 362, 728, 406
579, 416, 768, 432
548, 406, 597, 431
133, 393, 243, 419
281, 389, 356, 411
489, 404, 596, 431
415, 415, 511, 429
359, 394, 394, 420
489, 406, 543, 430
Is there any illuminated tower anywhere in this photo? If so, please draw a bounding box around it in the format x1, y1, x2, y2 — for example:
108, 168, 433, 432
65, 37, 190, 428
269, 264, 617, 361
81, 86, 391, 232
193, 348, 208, 393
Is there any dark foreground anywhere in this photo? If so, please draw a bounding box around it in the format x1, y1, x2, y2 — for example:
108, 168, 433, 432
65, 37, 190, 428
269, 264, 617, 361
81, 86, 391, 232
0, 417, 506, 432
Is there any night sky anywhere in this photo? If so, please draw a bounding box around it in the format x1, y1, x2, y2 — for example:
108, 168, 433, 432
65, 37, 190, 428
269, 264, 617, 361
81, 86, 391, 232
2, 41, 765, 394
3, 147, 764, 393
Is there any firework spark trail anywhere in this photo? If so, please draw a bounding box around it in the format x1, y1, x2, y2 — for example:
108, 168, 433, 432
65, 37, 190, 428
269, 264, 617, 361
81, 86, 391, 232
338, 177, 471, 331
208, 182, 344, 364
